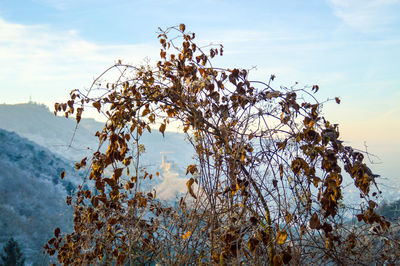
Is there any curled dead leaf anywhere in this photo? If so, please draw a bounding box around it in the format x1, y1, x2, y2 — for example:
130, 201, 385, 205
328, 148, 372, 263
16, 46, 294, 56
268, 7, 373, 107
186, 178, 197, 199
277, 230, 287, 245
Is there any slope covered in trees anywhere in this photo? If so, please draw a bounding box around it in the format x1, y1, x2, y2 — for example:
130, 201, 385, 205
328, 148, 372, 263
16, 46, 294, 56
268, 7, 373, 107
0, 129, 79, 265
0, 102, 198, 203
44, 25, 399, 265
0, 108, 192, 264
377, 199, 400, 222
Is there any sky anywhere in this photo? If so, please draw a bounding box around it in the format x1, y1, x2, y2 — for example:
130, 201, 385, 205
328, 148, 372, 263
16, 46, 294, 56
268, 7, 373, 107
0, 0, 399, 182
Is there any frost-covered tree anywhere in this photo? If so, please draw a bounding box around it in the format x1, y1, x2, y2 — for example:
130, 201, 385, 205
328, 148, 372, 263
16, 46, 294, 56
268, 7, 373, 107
0, 237, 25, 266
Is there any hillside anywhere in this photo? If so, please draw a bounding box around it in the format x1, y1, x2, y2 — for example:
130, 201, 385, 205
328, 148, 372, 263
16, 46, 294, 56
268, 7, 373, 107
0, 129, 81, 265
0, 103, 195, 200
0, 103, 197, 264
0, 102, 101, 161
0, 102, 194, 171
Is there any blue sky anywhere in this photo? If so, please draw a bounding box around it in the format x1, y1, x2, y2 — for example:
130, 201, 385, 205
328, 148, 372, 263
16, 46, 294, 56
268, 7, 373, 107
0, 0, 399, 181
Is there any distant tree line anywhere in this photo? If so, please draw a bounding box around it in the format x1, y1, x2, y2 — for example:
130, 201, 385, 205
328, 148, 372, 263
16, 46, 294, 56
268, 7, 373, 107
378, 199, 400, 222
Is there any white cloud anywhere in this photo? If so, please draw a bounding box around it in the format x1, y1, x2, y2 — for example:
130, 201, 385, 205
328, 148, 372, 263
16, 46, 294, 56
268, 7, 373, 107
327, 0, 400, 32
0, 17, 159, 105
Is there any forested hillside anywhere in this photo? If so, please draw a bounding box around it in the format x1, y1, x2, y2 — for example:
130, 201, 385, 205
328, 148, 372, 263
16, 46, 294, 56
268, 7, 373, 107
0, 102, 193, 174
0, 129, 80, 265
0, 103, 195, 264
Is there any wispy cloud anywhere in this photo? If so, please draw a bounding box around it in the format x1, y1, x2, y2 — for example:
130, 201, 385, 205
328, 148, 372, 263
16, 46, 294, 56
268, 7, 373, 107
0, 17, 159, 105
327, 0, 400, 32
